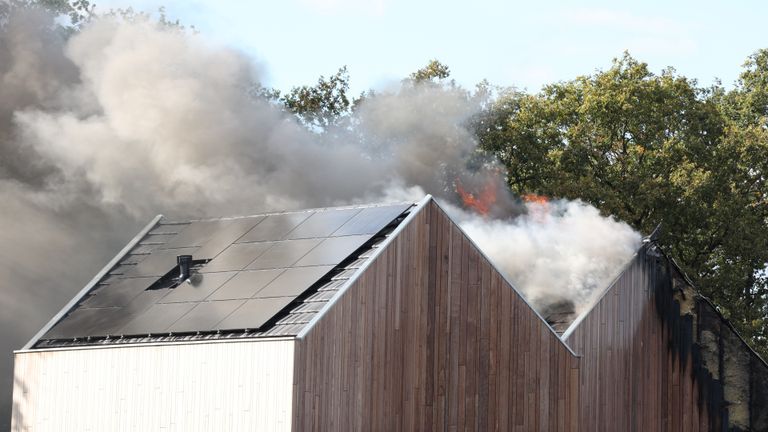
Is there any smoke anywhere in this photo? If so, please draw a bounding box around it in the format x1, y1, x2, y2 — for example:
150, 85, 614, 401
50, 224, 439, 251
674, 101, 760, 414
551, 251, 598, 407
0, 10, 641, 426
452, 200, 642, 315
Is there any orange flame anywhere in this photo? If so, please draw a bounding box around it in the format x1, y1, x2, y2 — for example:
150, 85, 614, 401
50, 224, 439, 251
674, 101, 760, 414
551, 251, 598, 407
455, 177, 498, 216
522, 194, 549, 205
523, 193, 550, 222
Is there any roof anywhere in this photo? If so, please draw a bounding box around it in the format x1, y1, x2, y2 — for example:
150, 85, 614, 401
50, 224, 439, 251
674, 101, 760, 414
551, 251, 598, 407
32, 201, 415, 348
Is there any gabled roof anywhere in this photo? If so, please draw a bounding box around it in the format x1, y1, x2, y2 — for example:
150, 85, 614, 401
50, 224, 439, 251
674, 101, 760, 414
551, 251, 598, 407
30, 201, 417, 348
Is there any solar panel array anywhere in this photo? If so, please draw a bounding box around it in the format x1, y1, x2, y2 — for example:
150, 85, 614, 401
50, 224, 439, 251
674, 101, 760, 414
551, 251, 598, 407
42, 204, 410, 340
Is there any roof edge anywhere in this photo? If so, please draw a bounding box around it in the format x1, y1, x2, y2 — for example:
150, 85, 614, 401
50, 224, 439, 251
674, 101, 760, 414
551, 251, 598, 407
16, 335, 293, 355
296, 195, 432, 339
559, 245, 644, 341
22, 214, 164, 350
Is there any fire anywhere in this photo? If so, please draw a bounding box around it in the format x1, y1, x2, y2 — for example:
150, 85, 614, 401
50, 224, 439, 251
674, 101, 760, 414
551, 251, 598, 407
522, 194, 549, 205
455, 177, 498, 216
523, 193, 550, 222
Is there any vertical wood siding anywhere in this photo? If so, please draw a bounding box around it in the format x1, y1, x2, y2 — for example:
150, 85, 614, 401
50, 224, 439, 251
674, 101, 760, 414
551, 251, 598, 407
293, 200, 580, 431
12, 339, 294, 431
564, 250, 712, 431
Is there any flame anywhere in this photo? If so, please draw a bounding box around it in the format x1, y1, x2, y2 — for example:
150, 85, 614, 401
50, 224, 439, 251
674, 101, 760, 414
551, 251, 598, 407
523, 193, 550, 222
455, 177, 497, 216
523, 194, 549, 205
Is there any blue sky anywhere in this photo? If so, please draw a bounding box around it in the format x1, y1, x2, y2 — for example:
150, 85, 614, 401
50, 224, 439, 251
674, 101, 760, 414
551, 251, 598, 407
96, 0, 768, 95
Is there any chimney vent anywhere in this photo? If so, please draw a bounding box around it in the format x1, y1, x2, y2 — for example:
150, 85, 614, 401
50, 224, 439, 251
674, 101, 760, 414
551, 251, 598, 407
177, 255, 193, 282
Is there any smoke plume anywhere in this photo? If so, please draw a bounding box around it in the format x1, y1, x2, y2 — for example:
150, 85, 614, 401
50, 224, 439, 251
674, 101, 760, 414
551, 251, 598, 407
0, 11, 640, 426
453, 200, 642, 314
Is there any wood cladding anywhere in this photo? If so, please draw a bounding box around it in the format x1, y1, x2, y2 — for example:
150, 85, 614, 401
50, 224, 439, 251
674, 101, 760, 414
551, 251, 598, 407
293, 200, 579, 431
293, 198, 768, 431
564, 249, 713, 431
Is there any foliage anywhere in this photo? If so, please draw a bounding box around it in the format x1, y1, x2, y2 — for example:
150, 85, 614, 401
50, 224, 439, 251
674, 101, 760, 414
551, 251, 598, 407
274, 67, 354, 132
407, 59, 451, 84
0, 0, 93, 31
474, 52, 768, 358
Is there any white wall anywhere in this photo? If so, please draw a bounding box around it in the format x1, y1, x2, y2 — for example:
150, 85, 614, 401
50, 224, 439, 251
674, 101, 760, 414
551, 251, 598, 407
12, 339, 295, 432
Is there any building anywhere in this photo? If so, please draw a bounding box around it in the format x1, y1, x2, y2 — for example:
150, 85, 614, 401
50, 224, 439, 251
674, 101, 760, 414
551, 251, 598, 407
11, 195, 768, 431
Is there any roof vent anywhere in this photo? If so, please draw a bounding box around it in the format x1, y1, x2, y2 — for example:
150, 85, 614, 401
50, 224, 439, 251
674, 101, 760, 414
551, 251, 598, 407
177, 255, 193, 282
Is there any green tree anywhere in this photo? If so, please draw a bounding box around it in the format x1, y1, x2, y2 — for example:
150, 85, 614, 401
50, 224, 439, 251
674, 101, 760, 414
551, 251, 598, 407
476, 53, 768, 358
407, 59, 450, 84
276, 66, 354, 132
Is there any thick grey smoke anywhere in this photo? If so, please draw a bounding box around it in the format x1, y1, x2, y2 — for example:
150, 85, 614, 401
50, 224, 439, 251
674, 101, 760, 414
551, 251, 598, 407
0, 12, 641, 427
453, 200, 642, 314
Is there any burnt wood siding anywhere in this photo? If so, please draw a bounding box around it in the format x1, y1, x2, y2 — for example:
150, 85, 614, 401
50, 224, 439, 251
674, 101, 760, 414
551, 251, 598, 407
564, 250, 712, 431
292, 200, 580, 431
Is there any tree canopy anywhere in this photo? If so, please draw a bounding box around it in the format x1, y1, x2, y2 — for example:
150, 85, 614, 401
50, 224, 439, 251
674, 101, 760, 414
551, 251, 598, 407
473, 53, 768, 356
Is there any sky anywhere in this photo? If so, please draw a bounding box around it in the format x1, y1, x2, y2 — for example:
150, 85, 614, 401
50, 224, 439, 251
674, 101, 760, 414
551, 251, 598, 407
92, 0, 768, 95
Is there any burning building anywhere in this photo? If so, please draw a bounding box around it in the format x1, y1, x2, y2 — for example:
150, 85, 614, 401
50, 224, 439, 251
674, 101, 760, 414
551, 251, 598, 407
11, 195, 768, 431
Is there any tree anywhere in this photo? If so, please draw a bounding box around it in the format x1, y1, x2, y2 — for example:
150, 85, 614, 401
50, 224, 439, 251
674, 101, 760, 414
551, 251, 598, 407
407, 59, 450, 84
276, 66, 354, 132
475, 53, 768, 358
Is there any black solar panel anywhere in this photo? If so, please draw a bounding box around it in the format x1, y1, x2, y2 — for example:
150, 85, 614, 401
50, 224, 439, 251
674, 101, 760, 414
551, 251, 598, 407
167, 300, 246, 333
238, 212, 312, 242
194, 217, 265, 259
332, 204, 409, 236
207, 269, 284, 300
294, 235, 371, 266
159, 272, 237, 303
126, 246, 198, 277
254, 266, 335, 298
286, 208, 360, 239
120, 302, 196, 335
216, 297, 296, 330
40, 203, 411, 341
81, 277, 156, 308
161, 220, 228, 249
246, 239, 322, 270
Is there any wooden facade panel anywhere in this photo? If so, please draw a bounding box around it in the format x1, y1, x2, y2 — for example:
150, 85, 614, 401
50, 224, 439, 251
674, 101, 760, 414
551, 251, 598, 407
564, 251, 711, 431
293, 200, 579, 431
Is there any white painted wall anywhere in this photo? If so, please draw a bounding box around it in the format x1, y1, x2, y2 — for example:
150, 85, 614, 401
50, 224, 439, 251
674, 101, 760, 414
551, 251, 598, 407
12, 339, 295, 432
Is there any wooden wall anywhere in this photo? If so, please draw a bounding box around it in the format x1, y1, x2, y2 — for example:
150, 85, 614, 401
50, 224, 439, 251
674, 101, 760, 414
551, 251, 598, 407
564, 248, 712, 431
293, 200, 580, 431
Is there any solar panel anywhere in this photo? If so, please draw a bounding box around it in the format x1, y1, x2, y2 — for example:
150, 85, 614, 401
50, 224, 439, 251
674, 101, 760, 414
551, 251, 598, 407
125, 246, 198, 277
120, 302, 196, 335
207, 269, 284, 301
215, 297, 296, 330
286, 208, 361, 239
254, 266, 335, 298
237, 212, 313, 242
246, 239, 322, 270
160, 220, 229, 250
167, 300, 246, 333
294, 235, 371, 267
332, 204, 409, 236
81, 277, 156, 308
159, 272, 237, 303
201, 242, 273, 273
38, 203, 413, 342
194, 217, 265, 259
43, 308, 126, 339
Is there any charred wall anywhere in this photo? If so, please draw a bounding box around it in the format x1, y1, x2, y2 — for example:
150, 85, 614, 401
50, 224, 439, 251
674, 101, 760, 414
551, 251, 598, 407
564, 247, 709, 430
655, 253, 768, 432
